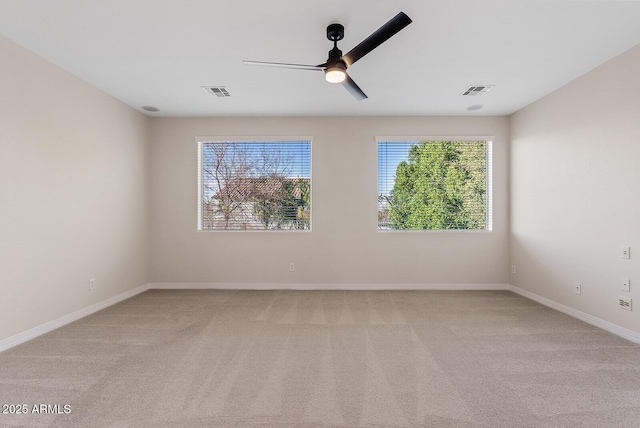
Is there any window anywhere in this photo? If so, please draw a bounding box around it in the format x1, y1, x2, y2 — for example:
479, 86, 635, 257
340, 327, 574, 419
198, 140, 311, 231
378, 139, 492, 231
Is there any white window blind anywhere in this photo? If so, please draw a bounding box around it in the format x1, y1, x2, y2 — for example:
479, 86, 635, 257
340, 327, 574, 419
199, 140, 311, 231
378, 140, 492, 231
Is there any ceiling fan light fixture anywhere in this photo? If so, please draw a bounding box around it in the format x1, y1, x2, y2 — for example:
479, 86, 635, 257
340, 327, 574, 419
325, 65, 346, 83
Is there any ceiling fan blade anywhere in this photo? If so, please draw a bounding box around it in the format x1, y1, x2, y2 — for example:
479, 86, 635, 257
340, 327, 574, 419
341, 12, 412, 68
243, 60, 325, 71
341, 74, 368, 101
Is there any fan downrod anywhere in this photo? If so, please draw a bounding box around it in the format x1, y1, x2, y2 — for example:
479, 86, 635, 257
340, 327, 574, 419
326, 23, 344, 42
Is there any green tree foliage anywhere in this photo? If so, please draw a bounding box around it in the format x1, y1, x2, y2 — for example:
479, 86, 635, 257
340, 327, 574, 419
388, 141, 486, 230
281, 177, 311, 230
252, 175, 287, 229
252, 176, 311, 229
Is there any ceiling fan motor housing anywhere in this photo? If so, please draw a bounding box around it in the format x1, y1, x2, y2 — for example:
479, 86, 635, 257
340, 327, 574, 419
327, 46, 343, 66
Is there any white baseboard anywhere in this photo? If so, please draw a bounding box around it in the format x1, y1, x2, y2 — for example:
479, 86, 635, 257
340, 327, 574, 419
148, 282, 511, 291
509, 284, 640, 345
0, 283, 150, 353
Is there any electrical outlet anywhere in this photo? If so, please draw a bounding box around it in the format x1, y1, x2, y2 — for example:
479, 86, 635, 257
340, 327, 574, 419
574, 283, 581, 295
622, 278, 630, 292
89, 278, 96, 290
289, 263, 295, 272
621, 246, 631, 259
511, 265, 516, 274
618, 296, 632, 311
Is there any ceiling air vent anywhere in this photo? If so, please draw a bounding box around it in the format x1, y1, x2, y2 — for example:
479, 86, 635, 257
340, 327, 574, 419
461, 85, 494, 96
202, 86, 231, 98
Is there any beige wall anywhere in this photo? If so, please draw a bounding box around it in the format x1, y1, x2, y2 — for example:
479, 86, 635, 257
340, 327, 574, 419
150, 116, 510, 285
0, 35, 150, 341
510, 45, 640, 334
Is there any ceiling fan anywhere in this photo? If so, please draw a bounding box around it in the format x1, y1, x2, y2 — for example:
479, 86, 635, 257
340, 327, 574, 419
243, 11, 412, 101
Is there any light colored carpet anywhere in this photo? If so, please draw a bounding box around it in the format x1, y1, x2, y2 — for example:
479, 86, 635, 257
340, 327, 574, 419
1, 289, 639, 427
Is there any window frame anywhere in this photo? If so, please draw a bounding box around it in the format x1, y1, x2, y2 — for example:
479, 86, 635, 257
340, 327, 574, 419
196, 136, 313, 232
376, 136, 493, 233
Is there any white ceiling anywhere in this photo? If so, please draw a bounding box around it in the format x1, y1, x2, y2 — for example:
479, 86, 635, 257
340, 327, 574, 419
1, 1, 639, 117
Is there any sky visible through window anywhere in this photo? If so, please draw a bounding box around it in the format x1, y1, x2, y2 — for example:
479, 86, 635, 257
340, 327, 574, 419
201, 140, 311, 200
